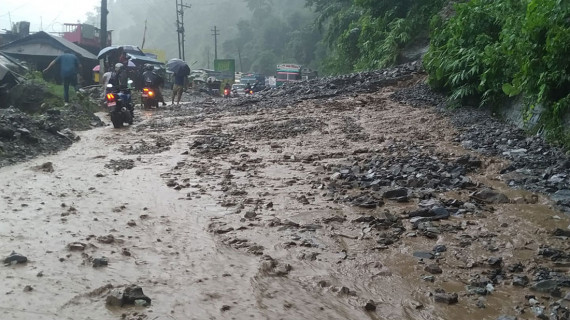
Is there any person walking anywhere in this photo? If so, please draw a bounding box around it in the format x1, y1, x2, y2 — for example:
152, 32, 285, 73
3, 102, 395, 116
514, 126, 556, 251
172, 64, 190, 106
43, 49, 81, 104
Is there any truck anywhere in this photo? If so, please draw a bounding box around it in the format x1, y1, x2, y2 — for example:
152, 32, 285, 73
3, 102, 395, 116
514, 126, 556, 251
240, 73, 265, 85
276, 63, 302, 87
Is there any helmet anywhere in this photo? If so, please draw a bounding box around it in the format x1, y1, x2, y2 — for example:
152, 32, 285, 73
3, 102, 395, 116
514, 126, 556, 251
114, 63, 124, 72
144, 64, 154, 71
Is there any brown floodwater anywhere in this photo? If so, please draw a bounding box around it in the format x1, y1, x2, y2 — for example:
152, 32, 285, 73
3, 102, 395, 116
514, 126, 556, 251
1, 86, 569, 320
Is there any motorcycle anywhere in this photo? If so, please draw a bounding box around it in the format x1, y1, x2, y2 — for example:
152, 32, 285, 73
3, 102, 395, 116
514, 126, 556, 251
223, 87, 231, 98
244, 88, 254, 96
141, 86, 159, 109
106, 82, 134, 128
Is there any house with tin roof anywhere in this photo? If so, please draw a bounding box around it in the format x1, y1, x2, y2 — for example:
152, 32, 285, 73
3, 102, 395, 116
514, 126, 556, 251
0, 31, 98, 85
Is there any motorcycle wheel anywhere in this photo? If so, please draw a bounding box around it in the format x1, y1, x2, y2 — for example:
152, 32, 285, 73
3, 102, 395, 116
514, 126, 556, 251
143, 99, 151, 109
110, 112, 123, 128
125, 110, 133, 125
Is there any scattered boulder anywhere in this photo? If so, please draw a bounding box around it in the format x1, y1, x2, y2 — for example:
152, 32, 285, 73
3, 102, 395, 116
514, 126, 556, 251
68, 242, 87, 251
364, 300, 377, 311
531, 279, 560, 294
433, 245, 447, 253
434, 291, 458, 304
123, 285, 152, 306
471, 189, 510, 204
4, 252, 27, 265
93, 257, 109, 268
105, 289, 124, 307
106, 285, 151, 307
512, 275, 529, 287
425, 264, 443, 274
244, 211, 257, 219
97, 235, 115, 244
383, 188, 408, 200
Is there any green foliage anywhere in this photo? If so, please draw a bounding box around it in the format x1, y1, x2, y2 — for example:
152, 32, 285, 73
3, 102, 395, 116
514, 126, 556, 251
220, 1, 321, 74
425, 0, 570, 148
21, 72, 97, 113
22, 71, 65, 111
309, 0, 446, 75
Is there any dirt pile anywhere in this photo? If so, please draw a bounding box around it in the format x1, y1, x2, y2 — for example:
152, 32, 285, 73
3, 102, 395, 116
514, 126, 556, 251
0, 106, 104, 167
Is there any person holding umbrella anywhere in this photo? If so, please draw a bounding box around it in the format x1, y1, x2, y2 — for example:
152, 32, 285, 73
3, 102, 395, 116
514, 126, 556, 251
167, 59, 190, 106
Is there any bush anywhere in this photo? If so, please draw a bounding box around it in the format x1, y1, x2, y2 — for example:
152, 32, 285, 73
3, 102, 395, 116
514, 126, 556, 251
425, 0, 570, 148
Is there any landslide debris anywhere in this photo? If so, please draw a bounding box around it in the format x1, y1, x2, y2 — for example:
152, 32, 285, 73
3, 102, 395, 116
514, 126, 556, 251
0, 104, 104, 168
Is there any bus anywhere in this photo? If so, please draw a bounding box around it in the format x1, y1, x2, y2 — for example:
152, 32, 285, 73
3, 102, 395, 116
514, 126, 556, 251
276, 64, 302, 87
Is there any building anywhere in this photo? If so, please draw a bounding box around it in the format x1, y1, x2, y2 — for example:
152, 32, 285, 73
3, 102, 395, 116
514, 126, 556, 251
0, 31, 98, 85
0, 21, 31, 46
61, 23, 113, 55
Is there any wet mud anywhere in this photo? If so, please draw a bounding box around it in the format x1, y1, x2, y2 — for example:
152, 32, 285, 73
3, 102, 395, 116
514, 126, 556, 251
1, 70, 570, 320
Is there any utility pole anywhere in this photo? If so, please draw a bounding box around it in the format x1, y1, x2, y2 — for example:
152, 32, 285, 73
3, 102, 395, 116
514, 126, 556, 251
207, 48, 210, 69
175, 0, 181, 59
211, 26, 219, 61
237, 47, 243, 72
176, 0, 191, 60
100, 0, 108, 49
99, 0, 108, 78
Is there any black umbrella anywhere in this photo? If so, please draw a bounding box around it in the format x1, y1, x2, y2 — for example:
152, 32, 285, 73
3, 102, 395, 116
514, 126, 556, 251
97, 46, 119, 60
166, 58, 189, 73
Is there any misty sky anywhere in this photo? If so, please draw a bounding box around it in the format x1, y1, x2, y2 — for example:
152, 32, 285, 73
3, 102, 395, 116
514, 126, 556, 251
1, 0, 99, 33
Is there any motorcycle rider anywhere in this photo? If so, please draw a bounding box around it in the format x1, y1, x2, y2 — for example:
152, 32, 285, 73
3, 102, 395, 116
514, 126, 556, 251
244, 82, 252, 94
142, 64, 166, 106
108, 63, 134, 117
223, 82, 231, 97
109, 63, 129, 89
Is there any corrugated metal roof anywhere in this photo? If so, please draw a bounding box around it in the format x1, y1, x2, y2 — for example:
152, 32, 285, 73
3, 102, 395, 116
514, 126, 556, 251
0, 31, 97, 60
0, 52, 27, 82
127, 53, 162, 65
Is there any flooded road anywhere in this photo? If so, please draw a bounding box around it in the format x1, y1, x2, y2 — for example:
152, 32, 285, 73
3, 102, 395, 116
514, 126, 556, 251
0, 119, 265, 319
1, 80, 570, 320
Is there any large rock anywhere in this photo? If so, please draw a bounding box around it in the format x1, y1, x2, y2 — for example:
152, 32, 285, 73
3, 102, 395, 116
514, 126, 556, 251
0, 127, 15, 139
383, 188, 408, 199
531, 279, 559, 294
106, 285, 152, 307
105, 289, 124, 307
434, 292, 458, 304
123, 285, 151, 306
4, 252, 27, 265
471, 189, 510, 204
552, 190, 570, 205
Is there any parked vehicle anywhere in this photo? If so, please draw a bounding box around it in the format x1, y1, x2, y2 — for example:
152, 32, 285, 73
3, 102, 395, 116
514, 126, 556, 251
276, 63, 302, 87
241, 73, 265, 86
106, 82, 134, 128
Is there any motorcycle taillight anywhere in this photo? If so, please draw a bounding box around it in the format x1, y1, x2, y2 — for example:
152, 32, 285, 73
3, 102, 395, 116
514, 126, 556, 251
106, 93, 115, 101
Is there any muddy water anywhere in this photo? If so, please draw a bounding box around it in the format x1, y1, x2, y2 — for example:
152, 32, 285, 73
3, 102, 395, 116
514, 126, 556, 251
1, 84, 570, 320
0, 116, 263, 319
